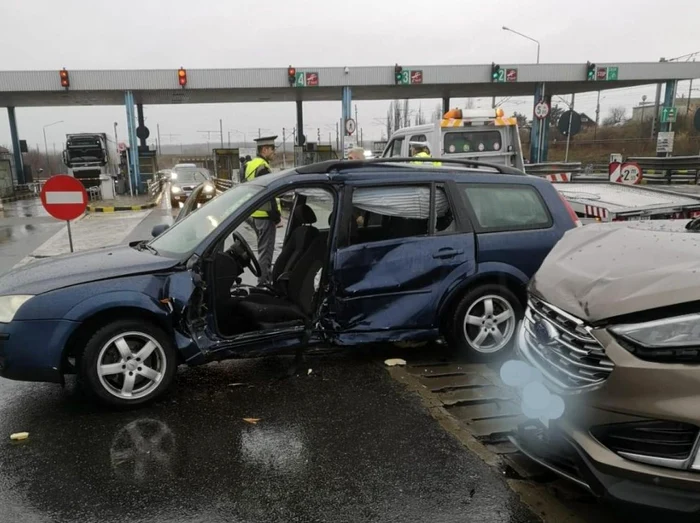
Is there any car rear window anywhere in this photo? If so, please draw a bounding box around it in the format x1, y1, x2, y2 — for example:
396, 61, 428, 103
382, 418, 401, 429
444, 130, 502, 154
461, 184, 552, 231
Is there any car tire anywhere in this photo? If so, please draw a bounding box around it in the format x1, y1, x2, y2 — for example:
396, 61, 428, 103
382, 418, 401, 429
447, 284, 523, 361
79, 319, 178, 407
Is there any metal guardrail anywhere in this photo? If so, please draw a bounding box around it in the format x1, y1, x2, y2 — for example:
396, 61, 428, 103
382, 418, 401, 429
627, 156, 700, 185
213, 178, 234, 191
525, 162, 583, 176
147, 178, 163, 197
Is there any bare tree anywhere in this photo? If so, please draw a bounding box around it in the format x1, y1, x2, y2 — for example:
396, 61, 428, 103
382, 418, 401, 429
513, 112, 529, 127
603, 106, 627, 126
549, 105, 565, 127
414, 103, 426, 126
431, 103, 443, 122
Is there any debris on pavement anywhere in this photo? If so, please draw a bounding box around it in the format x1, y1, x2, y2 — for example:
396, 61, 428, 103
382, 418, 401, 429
384, 358, 407, 367
228, 383, 245, 388
10, 432, 29, 441
307, 368, 313, 375
242, 418, 261, 425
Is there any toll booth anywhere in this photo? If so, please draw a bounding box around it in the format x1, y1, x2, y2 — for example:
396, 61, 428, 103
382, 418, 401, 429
213, 148, 241, 180
138, 147, 158, 193
294, 143, 338, 166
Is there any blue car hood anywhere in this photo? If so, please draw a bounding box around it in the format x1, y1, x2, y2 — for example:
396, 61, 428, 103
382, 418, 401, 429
0, 244, 180, 296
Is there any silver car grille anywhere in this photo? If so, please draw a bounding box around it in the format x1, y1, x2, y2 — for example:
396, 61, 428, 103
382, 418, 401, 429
520, 296, 614, 391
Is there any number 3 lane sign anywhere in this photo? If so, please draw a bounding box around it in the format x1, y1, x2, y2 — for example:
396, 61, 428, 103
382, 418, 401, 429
609, 161, 642, 185
534, 102, 550, 120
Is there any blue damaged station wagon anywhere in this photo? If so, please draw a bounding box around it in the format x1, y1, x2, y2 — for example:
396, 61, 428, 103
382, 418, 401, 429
0, 159, 579, 406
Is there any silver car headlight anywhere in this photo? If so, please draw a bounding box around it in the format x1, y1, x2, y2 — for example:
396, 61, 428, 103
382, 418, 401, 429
203, 184, 215, 193
171, 186, 182, 194
0, 295, 34, 323
610, 313, 700, 362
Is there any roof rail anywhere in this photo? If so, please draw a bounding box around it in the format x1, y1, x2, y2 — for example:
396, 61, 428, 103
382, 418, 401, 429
295, 157, 526, 176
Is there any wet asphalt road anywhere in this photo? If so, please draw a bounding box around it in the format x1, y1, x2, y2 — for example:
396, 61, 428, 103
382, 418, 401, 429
0, 197, 537, 522
0, 198, 63, 269
0, 352, 537, 523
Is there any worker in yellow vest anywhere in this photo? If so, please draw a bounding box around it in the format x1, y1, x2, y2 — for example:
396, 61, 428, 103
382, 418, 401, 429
244, 136, 281, 285
410, 141, 442, 166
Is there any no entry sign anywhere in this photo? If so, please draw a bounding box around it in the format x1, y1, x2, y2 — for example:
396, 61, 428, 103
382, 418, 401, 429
40, 175, 88, 221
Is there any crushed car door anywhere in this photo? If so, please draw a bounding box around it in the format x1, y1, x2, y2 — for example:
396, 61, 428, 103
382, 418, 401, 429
327, 182, 476, 343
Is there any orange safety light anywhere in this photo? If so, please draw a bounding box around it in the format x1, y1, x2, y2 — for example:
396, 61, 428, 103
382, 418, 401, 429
443, 108, 463, 119
495, 107, 505, 118
59, 68, 69, 88
177, 67, 187, 87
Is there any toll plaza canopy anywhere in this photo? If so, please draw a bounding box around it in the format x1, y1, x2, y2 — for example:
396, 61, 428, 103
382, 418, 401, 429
1, 62, 700, 107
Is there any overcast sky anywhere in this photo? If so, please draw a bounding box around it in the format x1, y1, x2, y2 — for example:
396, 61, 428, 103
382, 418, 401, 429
1, 0, 699, 151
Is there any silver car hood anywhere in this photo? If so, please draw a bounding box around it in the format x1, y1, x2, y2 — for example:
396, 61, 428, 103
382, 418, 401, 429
530, 220, 700, 322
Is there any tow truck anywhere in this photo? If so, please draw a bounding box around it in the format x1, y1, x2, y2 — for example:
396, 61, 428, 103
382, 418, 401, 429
382, 108, 525, 170
384, 106, 700, 223
552, 181, 700, 222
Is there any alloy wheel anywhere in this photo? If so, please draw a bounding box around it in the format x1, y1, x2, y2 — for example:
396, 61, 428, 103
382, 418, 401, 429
462, 295, 516, 354
96, 331, 167, 400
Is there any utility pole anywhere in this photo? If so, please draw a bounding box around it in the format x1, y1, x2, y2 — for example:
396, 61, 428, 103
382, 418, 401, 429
360, 128, 363, 147
594, 91, 601, 140
219, 119, 224, 148
282, 128, 287, 169
355, 104, 359, 131
258, 128, 261, 139
564, 93, 575, 163
156, 124, 161, 155
335, 121, 339, 152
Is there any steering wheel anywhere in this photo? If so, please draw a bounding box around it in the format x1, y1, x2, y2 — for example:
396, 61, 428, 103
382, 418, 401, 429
225, 231, 261, 278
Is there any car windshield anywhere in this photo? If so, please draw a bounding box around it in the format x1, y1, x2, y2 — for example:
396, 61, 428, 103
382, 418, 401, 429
149, 183, 263, 257
173, 168, 210, 183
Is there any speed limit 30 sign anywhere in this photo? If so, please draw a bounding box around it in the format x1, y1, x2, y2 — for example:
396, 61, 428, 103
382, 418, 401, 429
609, 162, 642, 185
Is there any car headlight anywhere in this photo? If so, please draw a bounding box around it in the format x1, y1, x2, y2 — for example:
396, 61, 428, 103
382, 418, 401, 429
170, 173, 178, 180
610, 313, 700, 362
171, 186, 182, 194
203, 184, 214, 193
0, 295, 33, 323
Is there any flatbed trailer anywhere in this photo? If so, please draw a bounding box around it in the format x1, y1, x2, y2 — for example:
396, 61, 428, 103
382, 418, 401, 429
553, 182, 700, 222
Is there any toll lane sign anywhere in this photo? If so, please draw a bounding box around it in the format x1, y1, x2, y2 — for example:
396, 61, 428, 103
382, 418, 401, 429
397, 70, 423, 85
294, 72, 320, 87
595, 66, 619, 81
410, 70, 423, 84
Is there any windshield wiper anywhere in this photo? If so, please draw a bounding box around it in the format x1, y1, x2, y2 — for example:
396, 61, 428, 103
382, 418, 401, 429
137, 241, 159, 255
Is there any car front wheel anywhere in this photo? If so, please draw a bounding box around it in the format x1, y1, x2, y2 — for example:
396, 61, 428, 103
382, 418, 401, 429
79, 320, 177, 407
448, 284, 523, 361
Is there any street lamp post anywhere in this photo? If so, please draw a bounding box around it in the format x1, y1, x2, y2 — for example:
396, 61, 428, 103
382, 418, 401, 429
502, 26, 540, 64
43, 120, 64, 175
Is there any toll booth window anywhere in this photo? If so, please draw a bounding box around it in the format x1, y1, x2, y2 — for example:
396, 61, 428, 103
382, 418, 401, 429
444, 131, 502, 154
461, 184, 552, 231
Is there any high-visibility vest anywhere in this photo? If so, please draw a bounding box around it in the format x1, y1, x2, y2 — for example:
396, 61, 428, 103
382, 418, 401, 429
411, 151, 442, 166
245, 157, 281, 219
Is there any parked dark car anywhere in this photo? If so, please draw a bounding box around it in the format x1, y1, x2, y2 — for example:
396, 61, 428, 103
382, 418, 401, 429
0, 159, 578, 406
169, 166, 215, 206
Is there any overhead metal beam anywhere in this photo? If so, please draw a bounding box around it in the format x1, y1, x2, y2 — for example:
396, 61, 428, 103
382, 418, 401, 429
1, 62, 699, 107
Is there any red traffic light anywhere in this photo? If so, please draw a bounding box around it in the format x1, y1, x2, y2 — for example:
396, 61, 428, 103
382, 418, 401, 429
288, 66, 296, 86
59, 68, 69, 88
178, 67, 187, 87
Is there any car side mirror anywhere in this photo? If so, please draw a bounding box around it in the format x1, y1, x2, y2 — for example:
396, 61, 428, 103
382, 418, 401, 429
151, 224, 170, 237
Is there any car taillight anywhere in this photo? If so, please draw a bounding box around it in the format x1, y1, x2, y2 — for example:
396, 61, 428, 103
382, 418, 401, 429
558, 193, 582, 227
